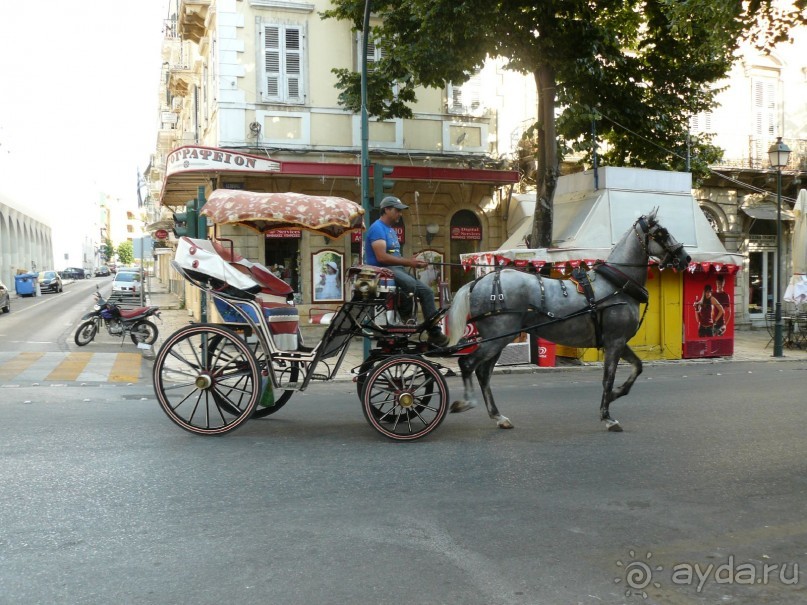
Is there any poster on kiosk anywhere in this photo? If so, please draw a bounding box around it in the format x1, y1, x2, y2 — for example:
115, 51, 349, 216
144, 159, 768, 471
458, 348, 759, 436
683, 270, 735, 358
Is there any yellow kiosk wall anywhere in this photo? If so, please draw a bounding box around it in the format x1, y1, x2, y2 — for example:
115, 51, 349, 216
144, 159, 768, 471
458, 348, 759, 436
555, 267, 683, 361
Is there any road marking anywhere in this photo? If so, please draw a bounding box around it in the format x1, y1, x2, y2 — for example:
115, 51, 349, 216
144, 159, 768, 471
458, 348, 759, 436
46, 352, 93, 381
109, 352, 143, 383
0, 352, 148, 384
0, 351, 45, 380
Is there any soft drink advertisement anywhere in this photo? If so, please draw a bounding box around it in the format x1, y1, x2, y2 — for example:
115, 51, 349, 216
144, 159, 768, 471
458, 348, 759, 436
683, 271, 735, 358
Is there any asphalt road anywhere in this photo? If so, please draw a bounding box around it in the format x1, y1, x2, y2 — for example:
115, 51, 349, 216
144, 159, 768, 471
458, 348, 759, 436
0, 277, 114, 353
2, 360, 806, 604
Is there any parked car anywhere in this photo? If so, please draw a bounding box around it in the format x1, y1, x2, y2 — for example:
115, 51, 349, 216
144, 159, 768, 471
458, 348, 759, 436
61, 267, 86, 280
38, 271, 63, 293
0, 280, 10, 313
94, 266, 111, 277
111, 271, 142, 295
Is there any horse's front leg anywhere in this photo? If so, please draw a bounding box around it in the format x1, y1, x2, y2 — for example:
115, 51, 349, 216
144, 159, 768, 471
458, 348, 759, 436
612, 345, 642, 400
599, 342, 627, 432
476, 357, 513, 429
450, 355, 478, 413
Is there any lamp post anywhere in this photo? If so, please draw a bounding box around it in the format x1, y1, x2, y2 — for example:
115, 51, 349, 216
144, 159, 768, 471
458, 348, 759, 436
767, 136, 792, 357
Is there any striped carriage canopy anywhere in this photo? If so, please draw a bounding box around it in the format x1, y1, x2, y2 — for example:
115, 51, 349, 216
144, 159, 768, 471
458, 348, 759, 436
201, 189, 365, 239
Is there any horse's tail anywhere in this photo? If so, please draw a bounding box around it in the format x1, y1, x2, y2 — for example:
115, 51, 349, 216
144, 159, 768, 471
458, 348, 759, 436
447, 282, 473, 346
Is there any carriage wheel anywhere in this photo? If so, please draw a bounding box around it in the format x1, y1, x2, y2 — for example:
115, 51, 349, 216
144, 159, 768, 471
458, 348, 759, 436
152, 324, 260, 436
362, 356, 448, 441
205, 333, 298, 418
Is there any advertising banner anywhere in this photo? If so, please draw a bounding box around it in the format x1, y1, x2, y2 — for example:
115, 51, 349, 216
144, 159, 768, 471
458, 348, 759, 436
683, 271, 735, 358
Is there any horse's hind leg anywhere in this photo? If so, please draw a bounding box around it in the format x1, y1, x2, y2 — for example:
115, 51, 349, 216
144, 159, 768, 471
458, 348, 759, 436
599, 344, 642, 432
476, 357, 513, 429
450, 354, 478, 413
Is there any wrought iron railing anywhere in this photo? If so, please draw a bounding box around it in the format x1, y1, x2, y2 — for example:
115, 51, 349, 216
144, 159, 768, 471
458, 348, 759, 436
713, 136, 806, 171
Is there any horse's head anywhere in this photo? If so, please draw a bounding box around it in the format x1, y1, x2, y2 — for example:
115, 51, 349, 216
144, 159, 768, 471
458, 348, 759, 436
636, 213, 691, 270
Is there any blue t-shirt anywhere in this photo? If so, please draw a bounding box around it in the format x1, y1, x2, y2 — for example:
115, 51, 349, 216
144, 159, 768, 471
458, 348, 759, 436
365, 219, 400, 266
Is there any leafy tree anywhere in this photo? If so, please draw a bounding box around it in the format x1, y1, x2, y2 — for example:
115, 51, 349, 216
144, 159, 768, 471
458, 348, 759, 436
100, 239, 115, 263
117, 241, 134, 266
323, 0, 806, 246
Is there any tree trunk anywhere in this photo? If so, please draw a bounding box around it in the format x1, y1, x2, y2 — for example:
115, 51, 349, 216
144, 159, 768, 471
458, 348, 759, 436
529, 65, 558, 249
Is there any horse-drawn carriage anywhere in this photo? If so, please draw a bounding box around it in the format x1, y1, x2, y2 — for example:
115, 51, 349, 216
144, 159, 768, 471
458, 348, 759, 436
152, 190, 455, 441
152, 188, 691, 439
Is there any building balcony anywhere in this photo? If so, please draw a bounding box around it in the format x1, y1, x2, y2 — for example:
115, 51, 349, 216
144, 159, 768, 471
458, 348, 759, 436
712, 136, 806, 172
178, 0, 211, 44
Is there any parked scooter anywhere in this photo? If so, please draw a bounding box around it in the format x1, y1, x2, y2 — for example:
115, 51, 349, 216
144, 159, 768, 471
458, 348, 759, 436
75, 291, 161, 346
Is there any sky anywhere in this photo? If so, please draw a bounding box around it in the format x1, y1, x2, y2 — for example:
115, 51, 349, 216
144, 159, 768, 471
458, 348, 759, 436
0, 1, 169, 259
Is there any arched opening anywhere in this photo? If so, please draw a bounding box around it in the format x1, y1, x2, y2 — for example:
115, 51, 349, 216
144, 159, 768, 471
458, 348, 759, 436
449, 209, 482, 292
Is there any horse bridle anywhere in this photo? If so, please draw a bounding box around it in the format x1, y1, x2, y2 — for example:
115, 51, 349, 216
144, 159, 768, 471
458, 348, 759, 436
634, 217, 687, 269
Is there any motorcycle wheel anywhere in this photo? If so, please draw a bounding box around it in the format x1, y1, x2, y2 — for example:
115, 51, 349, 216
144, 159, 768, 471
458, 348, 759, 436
130, 320, 159, 345
75, 321, 98, 346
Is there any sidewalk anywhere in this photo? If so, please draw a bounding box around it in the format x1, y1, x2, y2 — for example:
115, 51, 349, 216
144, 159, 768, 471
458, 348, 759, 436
144, 277, 807, 382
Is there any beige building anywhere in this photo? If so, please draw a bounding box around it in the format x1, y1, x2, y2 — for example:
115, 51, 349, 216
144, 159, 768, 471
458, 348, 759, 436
693, 28, 807, 327
148, 0, 520, 315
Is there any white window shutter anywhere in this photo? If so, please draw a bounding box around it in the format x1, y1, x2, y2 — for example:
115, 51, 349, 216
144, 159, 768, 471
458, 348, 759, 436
448, 69, 483, 115
261, 24, 304, 104
285, 27, 303, 103
264, 25, 281, 101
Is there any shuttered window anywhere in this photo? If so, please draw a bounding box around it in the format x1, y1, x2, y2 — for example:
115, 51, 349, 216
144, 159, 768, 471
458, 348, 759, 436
447, 69, 483, 115
356, 34, 397, 97
752, 77, 777, 163
261, 24, 304, 104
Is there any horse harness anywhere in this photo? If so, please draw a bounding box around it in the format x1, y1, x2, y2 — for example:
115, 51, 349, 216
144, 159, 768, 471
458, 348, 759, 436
465, 263, 649, 348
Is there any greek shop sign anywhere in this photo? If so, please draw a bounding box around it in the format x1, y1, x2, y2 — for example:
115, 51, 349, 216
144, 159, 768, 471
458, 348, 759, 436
166, 146, 281, 176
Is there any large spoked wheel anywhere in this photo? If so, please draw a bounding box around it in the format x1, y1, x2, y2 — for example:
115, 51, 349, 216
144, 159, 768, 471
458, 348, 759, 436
74, 320, 98, 346
153, 324, 260, 436
130, 320, 159, 345
362, 355, 449, 441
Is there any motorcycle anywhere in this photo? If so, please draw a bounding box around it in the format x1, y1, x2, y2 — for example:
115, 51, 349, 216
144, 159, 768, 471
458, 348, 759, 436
74, 291, 161, 346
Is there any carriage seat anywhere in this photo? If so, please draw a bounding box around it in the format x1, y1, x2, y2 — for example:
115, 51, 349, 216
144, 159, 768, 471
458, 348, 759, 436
211, 240, 293, 305
213, 297, 300, 351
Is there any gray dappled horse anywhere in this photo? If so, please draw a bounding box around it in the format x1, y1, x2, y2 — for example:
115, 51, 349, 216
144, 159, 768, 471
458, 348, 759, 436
446, 211, 691, 432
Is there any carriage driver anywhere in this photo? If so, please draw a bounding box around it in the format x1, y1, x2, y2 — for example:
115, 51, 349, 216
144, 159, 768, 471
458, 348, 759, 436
365, 196, 450, 347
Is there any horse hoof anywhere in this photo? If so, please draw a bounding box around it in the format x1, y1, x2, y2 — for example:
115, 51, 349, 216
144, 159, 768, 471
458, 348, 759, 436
497, 416, 514, 429
605, 419, 623, 432
450, 400, 476, 413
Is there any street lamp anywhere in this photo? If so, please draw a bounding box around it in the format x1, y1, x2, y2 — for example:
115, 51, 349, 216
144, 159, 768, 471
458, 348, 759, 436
767, 136, 792, 357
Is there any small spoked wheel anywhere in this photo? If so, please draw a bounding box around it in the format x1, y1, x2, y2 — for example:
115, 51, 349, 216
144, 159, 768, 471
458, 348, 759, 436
152, 324, 260, 436
362, 355, 449, 441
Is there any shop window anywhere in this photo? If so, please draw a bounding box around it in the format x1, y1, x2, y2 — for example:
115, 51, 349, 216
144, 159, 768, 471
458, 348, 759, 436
264, 235, 301, 294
